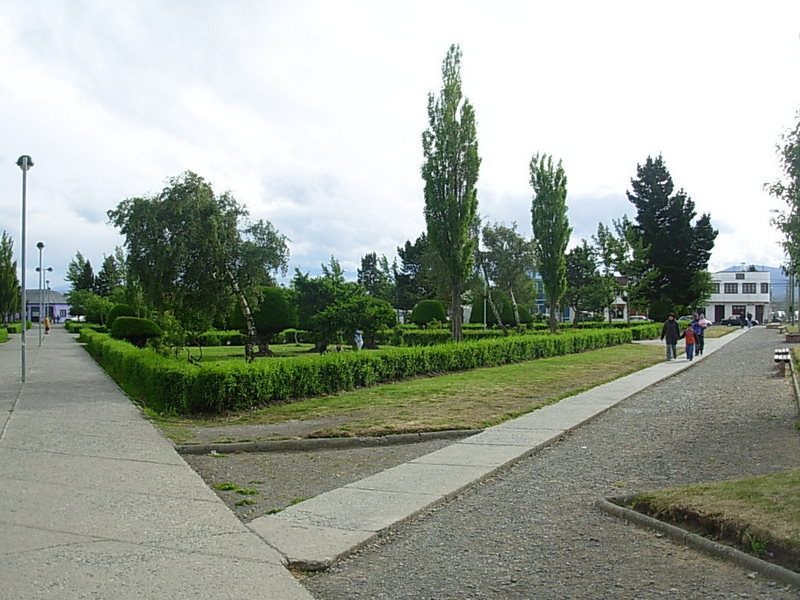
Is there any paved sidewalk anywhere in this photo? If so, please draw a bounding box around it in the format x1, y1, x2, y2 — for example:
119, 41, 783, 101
0, 323, 753, 597
248, 328, 751, 571
0, 325, 313, 600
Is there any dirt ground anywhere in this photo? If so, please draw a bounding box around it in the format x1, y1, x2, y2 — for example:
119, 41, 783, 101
181, 434, 457, 521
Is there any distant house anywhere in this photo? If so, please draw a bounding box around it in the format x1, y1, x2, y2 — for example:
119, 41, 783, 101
24, 289, 71, 323
701, 268, 771, 324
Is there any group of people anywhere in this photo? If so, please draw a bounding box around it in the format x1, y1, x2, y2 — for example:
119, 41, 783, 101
660, 313, 710, 361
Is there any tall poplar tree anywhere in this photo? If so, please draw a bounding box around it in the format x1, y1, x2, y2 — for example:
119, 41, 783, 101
530, 153, 571, 333
421, 44, 481, 342
626, 155, 717, 319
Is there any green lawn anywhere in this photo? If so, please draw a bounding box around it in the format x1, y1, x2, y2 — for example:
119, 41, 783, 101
154, 343, 666, 437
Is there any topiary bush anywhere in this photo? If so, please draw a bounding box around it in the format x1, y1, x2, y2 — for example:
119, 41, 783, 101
110, 316, 163, 348
107, 303, 136, 330
410, 299, 447, 327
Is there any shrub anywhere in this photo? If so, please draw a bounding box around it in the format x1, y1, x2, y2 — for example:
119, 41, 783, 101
110, 317, 163, 348
410, 299, 447, 327
5, 323, 23, 334
0, 327, 7, 343
107, 303, 136, 330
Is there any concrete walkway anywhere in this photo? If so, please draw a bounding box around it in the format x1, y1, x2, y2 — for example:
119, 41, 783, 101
0, 324, 752, 597
0, 325, 314, 600
247, 327, 751, 570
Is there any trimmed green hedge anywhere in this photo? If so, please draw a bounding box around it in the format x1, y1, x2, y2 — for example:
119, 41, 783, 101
400, 323, 660, 346
110, 317, 162, 347
0, 327, 7, 343
194, 330, 248, 346
5, 321, 31, 334
80, 327, 639, 415
66, 322, 105, 334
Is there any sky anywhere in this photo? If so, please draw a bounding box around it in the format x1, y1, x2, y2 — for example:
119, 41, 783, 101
2, 0, 800, 292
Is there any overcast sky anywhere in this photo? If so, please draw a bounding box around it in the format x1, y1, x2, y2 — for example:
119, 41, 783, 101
2, 0, 799, 292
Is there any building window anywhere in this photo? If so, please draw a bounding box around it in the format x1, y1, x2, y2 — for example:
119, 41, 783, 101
761, 283, 769, 294
724, 283, 738, 294
732, 305, 746, 316
735, 273, 745, 280
711, 283, 720, 294
742, 283, 756, 294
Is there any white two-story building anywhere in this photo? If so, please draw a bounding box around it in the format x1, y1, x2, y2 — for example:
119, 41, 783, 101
701, 269, 771, 324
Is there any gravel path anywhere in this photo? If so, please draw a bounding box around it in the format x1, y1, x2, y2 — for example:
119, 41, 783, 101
302, 327, 800, 599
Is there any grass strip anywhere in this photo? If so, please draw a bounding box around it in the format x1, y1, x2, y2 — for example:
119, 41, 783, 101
627, 470, 800, 568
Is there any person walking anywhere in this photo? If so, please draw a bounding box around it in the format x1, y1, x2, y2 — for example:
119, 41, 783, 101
681, 322, 696, 361
660, 313, 680, 361
44, 315, 51, 335
695, 313, 710, 355
747, 312, 753, 328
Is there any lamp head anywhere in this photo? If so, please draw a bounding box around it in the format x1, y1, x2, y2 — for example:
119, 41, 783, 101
16, 155, 34, 171
36, 241, 44, 250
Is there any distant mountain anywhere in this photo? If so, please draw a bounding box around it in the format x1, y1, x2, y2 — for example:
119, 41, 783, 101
717, 265, 788, 305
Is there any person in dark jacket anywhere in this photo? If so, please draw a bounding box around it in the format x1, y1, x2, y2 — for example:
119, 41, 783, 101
660, 313, 680, 361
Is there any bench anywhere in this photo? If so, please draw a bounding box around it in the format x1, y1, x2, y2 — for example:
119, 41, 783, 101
774, 348, 791, 377
785, 332, 800, 343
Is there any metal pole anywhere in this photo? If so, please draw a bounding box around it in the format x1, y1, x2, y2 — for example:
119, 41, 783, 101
37, 242, 44, 346
45, 280, 50, 328
17, 155, 33, 383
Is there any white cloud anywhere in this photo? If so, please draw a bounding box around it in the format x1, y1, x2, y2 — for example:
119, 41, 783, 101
1, 0, 798, 291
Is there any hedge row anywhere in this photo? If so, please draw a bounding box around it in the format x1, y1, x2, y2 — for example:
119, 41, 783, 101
194, 330, 248, 346
66, 322, 105, 334
80, 327, 635, 415
0, 327, 7, 343
398, 323, 660, 346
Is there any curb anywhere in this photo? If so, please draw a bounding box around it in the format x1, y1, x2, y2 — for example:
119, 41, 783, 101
596, 496, 800, 590
175, 428, 483, 455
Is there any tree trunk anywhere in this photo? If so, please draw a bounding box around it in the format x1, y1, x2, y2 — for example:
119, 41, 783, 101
482, 265, 508, 335
548, 298, 558, 333
451, 284, 463, 342
508, 286, 522, 334
487, 289, 508, 336
225, 269, 257, 363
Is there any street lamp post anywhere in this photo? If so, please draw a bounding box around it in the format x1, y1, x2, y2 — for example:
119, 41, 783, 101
45, 280, 50, 326
17, 155, 33, 383
36, 242, 44, 346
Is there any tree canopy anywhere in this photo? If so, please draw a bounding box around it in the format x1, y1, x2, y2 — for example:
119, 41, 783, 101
422, 43, 481, 342
108, 171, 289, 360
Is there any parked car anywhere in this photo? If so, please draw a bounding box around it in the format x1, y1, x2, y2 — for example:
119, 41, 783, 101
628, 315, 651, 322
720, 315, 759, 326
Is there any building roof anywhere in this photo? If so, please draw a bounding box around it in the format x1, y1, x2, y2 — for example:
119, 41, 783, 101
24, 289, 68, 304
